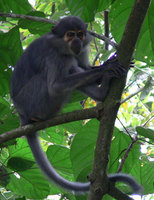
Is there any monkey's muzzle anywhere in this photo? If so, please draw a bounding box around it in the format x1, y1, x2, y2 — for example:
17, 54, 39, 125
71, 38, 83, 55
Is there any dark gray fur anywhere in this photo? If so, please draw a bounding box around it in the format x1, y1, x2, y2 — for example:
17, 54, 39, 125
10, 16, 142, 193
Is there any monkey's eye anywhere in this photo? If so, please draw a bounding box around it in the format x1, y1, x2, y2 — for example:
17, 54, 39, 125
77, 31, 84, 39
66, 31, 76, 38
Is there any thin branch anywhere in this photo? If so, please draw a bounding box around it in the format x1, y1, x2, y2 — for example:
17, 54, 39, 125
0, 107, 99, 145
0, 12, 116, 48
117, 116, 133, 139
109, 149, 127, 171
120, 86, 144, 104
88, 30, 117, 48
117, 138, 137, 173
138, 138, 153, 145
143, 115, 154, 127
134, 65, 152, 77
0, 12, 57, 24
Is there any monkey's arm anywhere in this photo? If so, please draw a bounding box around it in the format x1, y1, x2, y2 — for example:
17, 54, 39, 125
61, 56, 125, 101
52, 59, 126, 95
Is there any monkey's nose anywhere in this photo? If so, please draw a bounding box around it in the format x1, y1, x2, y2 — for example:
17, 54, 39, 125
71, 38, 82, 55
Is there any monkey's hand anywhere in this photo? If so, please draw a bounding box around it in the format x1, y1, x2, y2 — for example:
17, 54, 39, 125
99, 54, 127, 79
102, 54, 134, 69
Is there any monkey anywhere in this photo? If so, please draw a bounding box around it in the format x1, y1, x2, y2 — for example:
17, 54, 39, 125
10, 16, 142, 194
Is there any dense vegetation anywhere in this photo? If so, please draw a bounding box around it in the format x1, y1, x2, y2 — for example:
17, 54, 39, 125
0, 0, 153, 199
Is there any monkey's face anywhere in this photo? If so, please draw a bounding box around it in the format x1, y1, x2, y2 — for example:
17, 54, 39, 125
64, 30, 85, 55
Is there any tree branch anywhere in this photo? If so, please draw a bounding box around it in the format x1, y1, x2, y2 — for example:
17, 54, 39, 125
0, 12, 57, 24
87, 0, 151, 199
0, 12, 116, 48
0, 107, 99, 145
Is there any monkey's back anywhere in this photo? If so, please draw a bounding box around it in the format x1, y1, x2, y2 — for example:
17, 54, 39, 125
10, 33, 73, 123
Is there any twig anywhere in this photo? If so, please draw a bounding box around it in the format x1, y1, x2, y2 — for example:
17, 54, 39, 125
120, 86, 144, 104
117, 116, 133, 139
143, 115, 154, 127
0, 12, 116, 48
88, 30, 117, 48
134, 65, 152, 76
117, 138, 137, 173
138, 138, 153, 145
0, 12, 57, 24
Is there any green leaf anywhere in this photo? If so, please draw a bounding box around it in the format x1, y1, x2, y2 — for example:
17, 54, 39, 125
18, 11, 53, 35
97, 0, 112, 12
62, 101, 82, 114
136, 127, 154, 141
0, 27, 23, 66
62, 120, 83, 134
109, 128, 141, 174
7, 168, 50, 199
40, 126, 64, 144
110, 0, 154, 65
135, 0, 154, 65
47, 145, 73, 179
66, 0, 100, 22
7, 157, 35, 171
70, 90, 85, 103
0, 98, 10, 118
8, 139, 33, 161
0, 0, 32, 13
70, 119, 98, 179
110, 0, 133, 42
131, 155, 154, 194
0, 113, 19, 134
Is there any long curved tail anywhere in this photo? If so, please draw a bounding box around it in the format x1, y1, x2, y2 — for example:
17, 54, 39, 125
26, 133, 142, 193
26, 133, 90, 192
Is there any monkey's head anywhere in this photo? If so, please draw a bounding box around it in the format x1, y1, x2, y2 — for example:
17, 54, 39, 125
52, 16, 91, 55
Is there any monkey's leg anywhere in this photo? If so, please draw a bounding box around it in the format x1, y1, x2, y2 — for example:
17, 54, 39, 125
78, 76, 110, 102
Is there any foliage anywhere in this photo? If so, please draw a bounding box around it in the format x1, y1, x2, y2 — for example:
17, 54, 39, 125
0, 0, 154, 199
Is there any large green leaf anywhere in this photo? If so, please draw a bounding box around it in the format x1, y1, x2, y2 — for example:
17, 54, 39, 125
47, 145, 74, 180
110, 0, 133, 42
40, 126, 64, 144
70, 119, 99, 179
7, 168, 50, 199
131, 155, 154, 194
135, 1, 154, 65
0, 27, 23, 66
18, 11, 52, 35
0, 70, 11, 96
0, 0, 32, 13
0, 113, 19, 134
136, 127, 154, 141
66, 0, 99, 22
7, 139, 50, 198
7, 157, 35, 171
66, 0, 113, 22
109, 128, 141, 174
8, 139, 33, 160
110, 0, 154, 65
